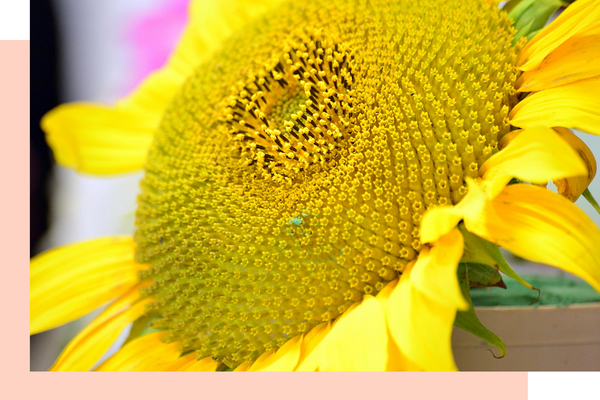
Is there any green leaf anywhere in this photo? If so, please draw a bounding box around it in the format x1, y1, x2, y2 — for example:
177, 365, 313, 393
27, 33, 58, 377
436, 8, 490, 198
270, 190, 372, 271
525, 28, 543, 41
454, 264, 507, 358
503, 0, 567, 44
465, 262, 506, 289
459, 224, 538, 293
502, 0, 527, 15
583, 188, 600, 215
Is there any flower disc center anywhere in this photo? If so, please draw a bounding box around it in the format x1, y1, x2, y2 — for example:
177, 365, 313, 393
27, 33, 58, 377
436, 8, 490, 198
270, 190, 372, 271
134, 0, 519, 369
220, 34, 355, 183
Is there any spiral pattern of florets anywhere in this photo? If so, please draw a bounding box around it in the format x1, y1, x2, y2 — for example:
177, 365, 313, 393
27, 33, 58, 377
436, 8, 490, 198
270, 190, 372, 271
134, 0, 521, 368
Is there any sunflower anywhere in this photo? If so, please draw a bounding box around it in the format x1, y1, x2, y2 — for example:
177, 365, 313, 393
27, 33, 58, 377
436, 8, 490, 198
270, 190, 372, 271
32, 0, 600, 371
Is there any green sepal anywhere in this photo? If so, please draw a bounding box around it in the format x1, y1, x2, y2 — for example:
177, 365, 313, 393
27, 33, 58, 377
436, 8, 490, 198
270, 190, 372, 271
503, 0, 567, 44
583, 188, 600, 215
459, 224, 538, 292
525, 28, 543, 41
464, 262, 506, 289
454, 264, 507, 358
123, 314, 163, 345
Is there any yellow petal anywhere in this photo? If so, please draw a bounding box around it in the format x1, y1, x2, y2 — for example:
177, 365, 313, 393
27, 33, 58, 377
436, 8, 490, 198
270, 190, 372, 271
420, 181, 486, 244
510, 76, 600, 136
50, 299, 152, 371
384, 334, 422, 372
421, 179, 489, 245
95, 331, 183, 371
495, 128, 595, 202
42, 0, 284, 175
479, 127, 587, 198
387, 262, 458, 371
462, 183, 600, 293
409, 230, 468, 311
517, 34, 600, 92
318, 296, 389, 371
552, 128, 597, 201
248, 349, 275, 370
376, 280, 422, 371
233, 362, 253, 371
184, 358, 220, 371
177, 355, 220, 371
50, 283, 151, 371
518, 0, 600, 71
294, 322, 331, 372
498, 130, 521, 150
248, 335, 303, 371
373, 279, 399, 319
170, 353, 198, 371
30, 236, 145, 335
41, 103, 157, 175
420, 206, 467, 245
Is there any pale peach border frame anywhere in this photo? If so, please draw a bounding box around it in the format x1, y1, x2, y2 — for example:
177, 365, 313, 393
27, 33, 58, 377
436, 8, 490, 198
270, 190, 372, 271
0, 39, 528, 399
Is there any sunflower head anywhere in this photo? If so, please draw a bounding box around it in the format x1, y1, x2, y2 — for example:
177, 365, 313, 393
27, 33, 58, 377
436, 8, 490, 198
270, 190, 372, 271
134, 0, 521, 368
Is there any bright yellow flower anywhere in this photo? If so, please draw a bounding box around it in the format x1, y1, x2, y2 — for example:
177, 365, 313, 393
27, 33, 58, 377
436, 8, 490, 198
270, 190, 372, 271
32, 0, 600, 371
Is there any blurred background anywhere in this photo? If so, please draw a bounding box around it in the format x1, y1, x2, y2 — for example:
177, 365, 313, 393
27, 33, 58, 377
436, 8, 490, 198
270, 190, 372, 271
30, 0, 188, 370
31, 0, 600, 371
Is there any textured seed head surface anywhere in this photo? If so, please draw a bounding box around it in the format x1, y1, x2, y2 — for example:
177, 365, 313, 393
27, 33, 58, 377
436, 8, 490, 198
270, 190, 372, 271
135, 0, 521, 368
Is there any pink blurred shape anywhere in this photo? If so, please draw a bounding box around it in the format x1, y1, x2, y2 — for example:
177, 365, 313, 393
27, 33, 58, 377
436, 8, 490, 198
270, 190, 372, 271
124, 0, 190, 94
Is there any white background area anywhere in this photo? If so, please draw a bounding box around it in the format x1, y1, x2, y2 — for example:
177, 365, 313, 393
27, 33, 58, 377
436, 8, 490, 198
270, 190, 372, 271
0, 0, 29, 40
530, 372, 597, 400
